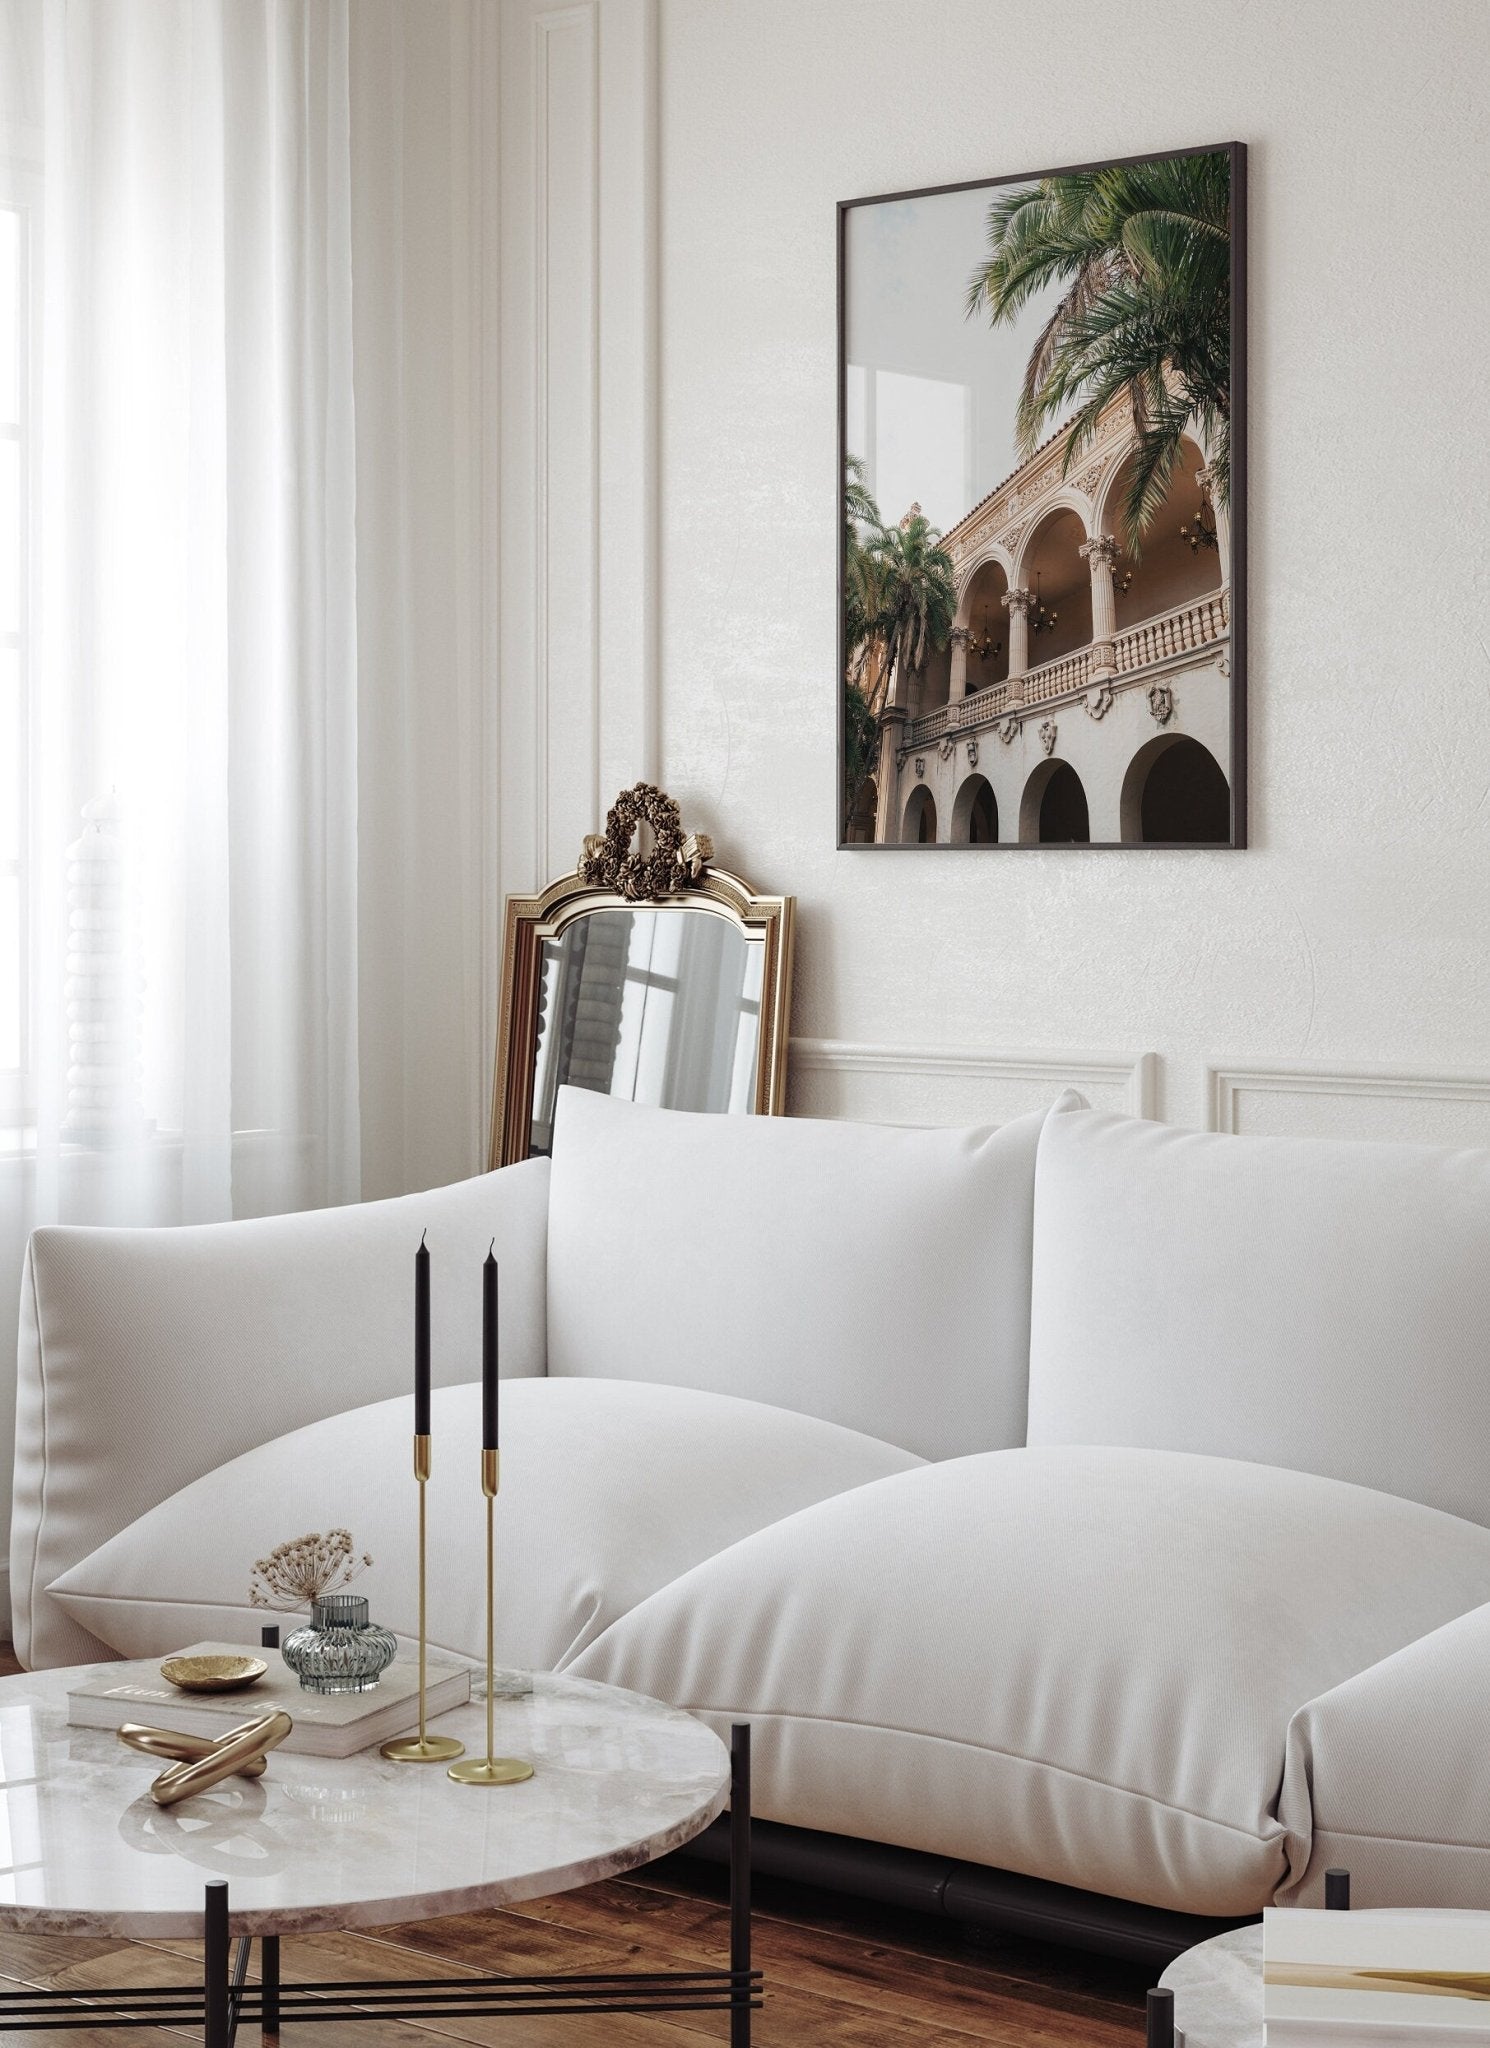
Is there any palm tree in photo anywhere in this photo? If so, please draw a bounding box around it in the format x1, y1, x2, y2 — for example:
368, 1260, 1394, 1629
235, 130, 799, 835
843, 454, 886, 689
841, 467, 956, 835
863, 505, 957, 718
965, 152, 1231, 552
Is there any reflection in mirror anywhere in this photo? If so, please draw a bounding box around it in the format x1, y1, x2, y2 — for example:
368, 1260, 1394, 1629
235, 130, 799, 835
528, 908, 765, 1156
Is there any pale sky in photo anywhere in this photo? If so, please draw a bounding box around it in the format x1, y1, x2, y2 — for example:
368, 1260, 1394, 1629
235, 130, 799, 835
845, 181, 1066, 536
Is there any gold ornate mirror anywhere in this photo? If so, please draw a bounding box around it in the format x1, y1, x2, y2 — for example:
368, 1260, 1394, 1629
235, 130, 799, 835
489, 786, 795, 1167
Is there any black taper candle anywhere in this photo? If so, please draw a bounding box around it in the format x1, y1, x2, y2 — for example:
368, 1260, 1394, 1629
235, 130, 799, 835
482, 1240, 499, 1450
414, 1230, 431, 1437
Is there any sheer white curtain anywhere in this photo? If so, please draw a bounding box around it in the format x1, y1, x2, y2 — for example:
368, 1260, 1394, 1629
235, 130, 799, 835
22, 0, 361, 1234
0, 0, 496, 1611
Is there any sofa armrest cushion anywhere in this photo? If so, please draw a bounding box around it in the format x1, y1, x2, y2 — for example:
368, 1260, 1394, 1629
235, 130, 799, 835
12, 1158, 550, 1669
1278, 1599, 1490, 1908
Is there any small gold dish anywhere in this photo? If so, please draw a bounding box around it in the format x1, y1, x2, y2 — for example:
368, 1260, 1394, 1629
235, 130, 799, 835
159, 1654, 268, 1694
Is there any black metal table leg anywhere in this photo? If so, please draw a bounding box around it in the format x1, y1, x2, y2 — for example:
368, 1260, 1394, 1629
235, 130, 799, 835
1146, 1985, 1174, 2046
261, 1935, 280, 2038
204, 1883, 229, 2048
730, 1724, 752, 2048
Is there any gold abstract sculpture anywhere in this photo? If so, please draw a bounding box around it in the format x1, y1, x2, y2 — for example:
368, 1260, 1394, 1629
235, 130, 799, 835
119, 1709, 293, 1806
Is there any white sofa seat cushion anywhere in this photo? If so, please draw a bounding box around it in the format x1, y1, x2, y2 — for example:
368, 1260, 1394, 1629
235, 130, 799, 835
547, 1086, 1060, 1460
567, 1446, 1490, 1916
1027, 1107, 1490, 1526
46, 1378, 923, 1669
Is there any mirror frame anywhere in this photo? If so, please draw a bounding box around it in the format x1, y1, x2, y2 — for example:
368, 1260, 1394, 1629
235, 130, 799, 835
488, 867, 796, 1169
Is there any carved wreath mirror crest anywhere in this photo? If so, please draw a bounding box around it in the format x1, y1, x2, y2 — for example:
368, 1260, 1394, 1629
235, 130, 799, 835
577, 782, 714, 903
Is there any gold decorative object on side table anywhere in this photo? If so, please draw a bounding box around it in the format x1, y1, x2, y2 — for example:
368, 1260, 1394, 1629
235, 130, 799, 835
159, 1653, 267, 1693
119, 1709, 293, 1806
380, 1432, 465, 1764
447, 1447, 534, 1787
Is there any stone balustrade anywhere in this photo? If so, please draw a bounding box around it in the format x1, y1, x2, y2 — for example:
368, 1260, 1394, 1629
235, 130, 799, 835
1114, 590, 1229, 674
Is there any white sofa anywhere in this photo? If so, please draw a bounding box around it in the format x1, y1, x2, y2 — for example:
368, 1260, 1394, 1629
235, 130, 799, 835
13, 1086, 1490, 1954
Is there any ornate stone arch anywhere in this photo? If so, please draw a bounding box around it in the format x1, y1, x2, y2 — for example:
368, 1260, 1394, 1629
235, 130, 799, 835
954, 544, 1016, 625
1011, 490, 1093, 587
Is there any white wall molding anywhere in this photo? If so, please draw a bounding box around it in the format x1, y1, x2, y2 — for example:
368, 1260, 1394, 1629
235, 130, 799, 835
790, 1040, 1156, 1127
1207, 1063, 1490, 1145
499, 0, 659, 903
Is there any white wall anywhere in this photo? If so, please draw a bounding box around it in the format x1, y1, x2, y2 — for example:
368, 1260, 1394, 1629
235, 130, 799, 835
497, 0, 1490, 1142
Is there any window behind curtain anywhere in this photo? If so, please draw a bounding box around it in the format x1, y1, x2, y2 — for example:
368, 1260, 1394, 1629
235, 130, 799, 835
0, 186, 28, 1127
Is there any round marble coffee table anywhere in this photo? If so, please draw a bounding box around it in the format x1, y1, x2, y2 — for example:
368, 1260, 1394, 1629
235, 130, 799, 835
0, 1663, 756, 2043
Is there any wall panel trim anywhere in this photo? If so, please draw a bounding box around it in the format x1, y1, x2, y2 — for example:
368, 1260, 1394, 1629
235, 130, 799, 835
791, 1040, 1157, 1120
1207, 1061, 1490, 1135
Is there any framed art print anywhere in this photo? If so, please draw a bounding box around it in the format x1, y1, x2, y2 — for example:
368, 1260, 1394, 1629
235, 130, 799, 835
839, 142, 1246, 848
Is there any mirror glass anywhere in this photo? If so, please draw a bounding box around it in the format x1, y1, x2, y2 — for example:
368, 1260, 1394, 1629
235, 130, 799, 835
527, 906, 765, 1156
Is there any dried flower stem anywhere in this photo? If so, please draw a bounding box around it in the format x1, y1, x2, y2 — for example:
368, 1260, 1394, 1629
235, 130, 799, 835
248, 1529, 374, 1611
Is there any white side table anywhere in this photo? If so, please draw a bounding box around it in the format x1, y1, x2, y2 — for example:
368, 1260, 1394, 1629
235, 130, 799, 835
1159, 1906, 1486, 2047
1159, 1923, 1262, 2047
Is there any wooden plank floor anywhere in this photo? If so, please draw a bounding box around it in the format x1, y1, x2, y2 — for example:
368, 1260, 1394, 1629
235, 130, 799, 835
0, 1647, 1149, 2045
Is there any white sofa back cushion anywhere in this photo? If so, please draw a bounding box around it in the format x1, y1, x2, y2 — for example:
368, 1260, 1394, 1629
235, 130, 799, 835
1027, 1109, 1490, 1525
13, 1158, 551, 1670
546, 1087, 1056, 1460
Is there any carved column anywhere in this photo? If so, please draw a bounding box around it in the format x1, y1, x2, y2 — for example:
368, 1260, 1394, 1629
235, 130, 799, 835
874, 707, 906, 844
1080, 534, 1120, 681
948, 625, 970, 704
1002, 589, 1035, 704
1197, 467, 1231, 574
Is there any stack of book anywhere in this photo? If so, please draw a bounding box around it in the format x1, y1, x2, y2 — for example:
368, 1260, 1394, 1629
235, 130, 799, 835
1265, 1907, 1490, 2044
67, 1642, 470, 1758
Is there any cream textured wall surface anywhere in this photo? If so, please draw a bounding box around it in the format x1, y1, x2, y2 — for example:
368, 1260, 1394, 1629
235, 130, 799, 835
632, 0, 1487, 1133
495, 0, 1490, 1137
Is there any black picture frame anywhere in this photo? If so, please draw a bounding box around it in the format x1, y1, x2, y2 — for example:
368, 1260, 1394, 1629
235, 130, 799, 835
837, 141, 1247, 851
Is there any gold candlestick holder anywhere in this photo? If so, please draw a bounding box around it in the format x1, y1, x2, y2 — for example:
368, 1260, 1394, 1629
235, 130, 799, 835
380, 1434, 465, 1764
448, 1447, 534, 1787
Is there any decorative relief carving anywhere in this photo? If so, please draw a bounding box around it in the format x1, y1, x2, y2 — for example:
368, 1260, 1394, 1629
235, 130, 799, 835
966, 738, 979, 769
578, 783, 712, 902
1080, 534, 1121, 569
1003, 587, 1037, 618
914, 756, 926, 779
1073, 459, 1109, 497
895, 748, 909, 772
1085, 684, 1115, 720
949, 625, 971, 649
938, 734, 954, 762
1148, 683, 1176, 727
1218, 656, 1231, 679
997, 718, 1019, 746
1039, 720, 1058, 756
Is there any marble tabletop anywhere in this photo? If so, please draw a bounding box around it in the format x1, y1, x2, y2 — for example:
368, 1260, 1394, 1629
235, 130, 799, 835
1160, 1924, 1262, 2048
0, 1665, 730, 1937
1160, 1910, 1484, 2048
